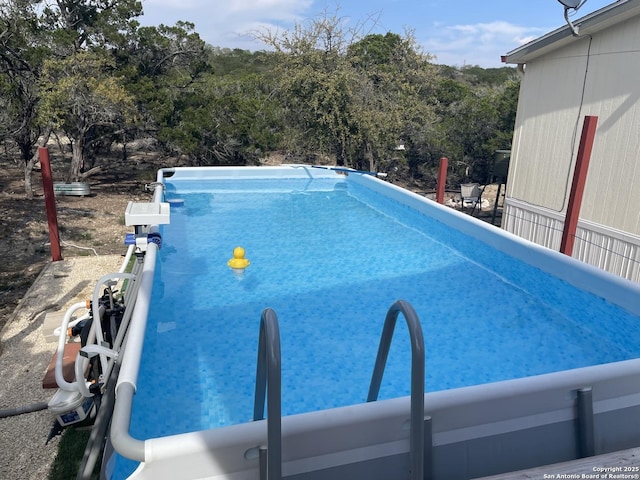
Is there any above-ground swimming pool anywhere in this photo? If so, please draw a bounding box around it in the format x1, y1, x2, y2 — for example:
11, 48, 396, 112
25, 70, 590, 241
107, 166, 640, 480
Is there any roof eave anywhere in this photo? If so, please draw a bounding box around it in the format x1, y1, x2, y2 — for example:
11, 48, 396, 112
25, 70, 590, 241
503, 0, 640, 65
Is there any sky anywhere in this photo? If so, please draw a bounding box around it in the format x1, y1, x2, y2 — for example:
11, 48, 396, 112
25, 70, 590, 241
137, 0, 615, 68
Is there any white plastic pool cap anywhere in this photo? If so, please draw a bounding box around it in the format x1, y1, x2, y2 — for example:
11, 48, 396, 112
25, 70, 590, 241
167, 198, 184, 207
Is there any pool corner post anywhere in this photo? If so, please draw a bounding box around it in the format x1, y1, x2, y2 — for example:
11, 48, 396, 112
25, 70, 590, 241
38, 146, 62, 262
560, 115, 598, 257
436, 157, 448, 204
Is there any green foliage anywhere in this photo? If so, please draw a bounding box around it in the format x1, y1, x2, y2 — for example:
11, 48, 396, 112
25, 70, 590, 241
1, 0, 519, 191
0, 1, 48, 152
460, 65, 520, 86
40, 0, 143, 53
39, 51, 135, 128
209, 48, 274, 77
38, 49, 139, 180
155, 69, 282, 165
405, 63, 519, 187
250, 10, 518, 186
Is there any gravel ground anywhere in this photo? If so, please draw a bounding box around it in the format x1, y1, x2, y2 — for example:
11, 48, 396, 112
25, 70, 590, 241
0, 255, 123, 480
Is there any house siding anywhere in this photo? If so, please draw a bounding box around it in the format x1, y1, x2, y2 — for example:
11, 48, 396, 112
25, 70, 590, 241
504, 13, 640, 281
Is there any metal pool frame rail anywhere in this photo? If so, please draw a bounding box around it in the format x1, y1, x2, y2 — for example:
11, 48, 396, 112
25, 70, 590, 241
111, 174, 166, 463
107, 166, 640, 480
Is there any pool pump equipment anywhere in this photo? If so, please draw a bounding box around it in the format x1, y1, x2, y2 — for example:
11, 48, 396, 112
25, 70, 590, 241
46, 284, 126, 431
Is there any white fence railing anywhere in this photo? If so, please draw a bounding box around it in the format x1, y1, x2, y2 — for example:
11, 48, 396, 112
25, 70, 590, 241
503, 197, 640, 283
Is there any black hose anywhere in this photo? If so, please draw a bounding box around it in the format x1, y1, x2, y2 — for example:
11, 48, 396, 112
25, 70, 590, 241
0, 401, 49, 418
76, 361, 120, 480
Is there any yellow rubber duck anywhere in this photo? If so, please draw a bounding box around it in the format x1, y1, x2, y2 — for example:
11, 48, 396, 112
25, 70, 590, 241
227, 246, 250, 270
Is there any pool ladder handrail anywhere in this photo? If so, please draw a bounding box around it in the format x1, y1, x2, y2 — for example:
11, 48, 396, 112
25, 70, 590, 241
252, 308, 282, 480
367, 300, 425, 480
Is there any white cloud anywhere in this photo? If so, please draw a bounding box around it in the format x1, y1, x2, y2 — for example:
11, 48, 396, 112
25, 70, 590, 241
139, 2, 553, 67
140, 0, 314, 50
142, 0, 201, 8
421, 20, 548, 68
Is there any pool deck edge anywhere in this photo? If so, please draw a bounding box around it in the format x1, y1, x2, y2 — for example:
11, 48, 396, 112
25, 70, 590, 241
472, 446, 640, 479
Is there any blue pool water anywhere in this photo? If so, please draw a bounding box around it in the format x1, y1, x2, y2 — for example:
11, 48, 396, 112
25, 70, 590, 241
113, 175, 640, 478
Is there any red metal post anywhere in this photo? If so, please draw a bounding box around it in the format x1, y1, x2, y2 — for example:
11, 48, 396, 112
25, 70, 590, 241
436, 157, 448, 204
560, 115, 598, 257
39, 147, 63, 261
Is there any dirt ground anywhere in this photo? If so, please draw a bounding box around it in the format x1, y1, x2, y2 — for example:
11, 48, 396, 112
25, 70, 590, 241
0, 149, 503, 332
0, 145, 171, 332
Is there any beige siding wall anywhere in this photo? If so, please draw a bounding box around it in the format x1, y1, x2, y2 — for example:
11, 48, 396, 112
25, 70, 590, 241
509, 40, 591, 211
508, 15, 640, 235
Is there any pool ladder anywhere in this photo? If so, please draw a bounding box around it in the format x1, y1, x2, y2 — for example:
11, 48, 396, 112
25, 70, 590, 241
252, 300, 428, 480
368, 300, 428, 480
253, 308, 282, 480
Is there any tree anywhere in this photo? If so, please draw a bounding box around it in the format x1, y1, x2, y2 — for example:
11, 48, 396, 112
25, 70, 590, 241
36, 0, 143, 180
348, 32, 438, 175
39, 0, 143, 54
122, 22, 222, 163
124, 25, 283, 165
0, 0, 520, 192
154, 70, 281, 166
0, 0, 145, 189
434, 71, 519, 186
257, 10, 441, 173
257, 10, 373, 166
38, 50, 138, 181
0, 0, 51, 197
